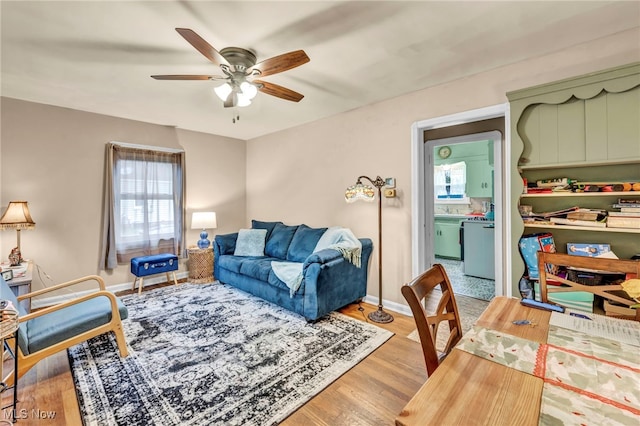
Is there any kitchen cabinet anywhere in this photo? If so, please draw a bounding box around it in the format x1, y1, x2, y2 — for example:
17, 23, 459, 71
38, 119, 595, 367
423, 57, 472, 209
465, 159, 493, 198
434, 218, 462, 259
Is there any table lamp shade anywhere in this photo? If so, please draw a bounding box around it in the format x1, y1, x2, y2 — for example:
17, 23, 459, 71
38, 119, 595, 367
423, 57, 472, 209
0, 201, 35, 230
191, 212, 217, 249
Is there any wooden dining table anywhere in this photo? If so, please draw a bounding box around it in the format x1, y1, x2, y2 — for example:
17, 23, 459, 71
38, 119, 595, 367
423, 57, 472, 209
395, 296, 639, 425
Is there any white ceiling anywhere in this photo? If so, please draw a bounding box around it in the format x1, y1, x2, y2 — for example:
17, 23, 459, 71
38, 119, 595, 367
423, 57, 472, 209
2, 1, 639, 140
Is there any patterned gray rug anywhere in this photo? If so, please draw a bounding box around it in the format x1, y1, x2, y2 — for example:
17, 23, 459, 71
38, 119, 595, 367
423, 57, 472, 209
68, 283, 393, 426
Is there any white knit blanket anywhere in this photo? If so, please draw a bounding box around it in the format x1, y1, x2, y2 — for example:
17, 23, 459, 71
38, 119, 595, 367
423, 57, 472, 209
272, 227, 362, 296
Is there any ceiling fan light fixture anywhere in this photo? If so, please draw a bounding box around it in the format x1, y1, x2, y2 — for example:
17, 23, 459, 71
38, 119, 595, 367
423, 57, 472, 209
214, 82, 232, 101
236, 91, 252, 107
240, 81, 258, 100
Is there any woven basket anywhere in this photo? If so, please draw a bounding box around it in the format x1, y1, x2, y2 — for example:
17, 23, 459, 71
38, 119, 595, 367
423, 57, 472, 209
188, 249, 214, 284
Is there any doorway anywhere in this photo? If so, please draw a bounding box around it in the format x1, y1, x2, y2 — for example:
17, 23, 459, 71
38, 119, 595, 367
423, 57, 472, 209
410, 104, 511, 298
427, 133, 501, 301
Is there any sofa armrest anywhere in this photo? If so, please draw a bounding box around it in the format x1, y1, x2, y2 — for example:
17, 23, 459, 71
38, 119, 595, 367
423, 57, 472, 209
214, 233, 239, 256
303, 249, 343, 268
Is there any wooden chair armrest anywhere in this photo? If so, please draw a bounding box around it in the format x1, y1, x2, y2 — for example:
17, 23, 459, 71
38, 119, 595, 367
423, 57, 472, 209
18, 290, 122, 322
16, 275, 106, 301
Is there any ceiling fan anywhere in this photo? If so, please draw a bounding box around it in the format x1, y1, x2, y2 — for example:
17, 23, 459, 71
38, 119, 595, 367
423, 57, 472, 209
151, 28, 310, 108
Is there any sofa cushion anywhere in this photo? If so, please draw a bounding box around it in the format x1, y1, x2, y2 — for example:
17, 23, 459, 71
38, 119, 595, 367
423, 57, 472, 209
218, 255, 245, 274
234, 229, 267, 256
239, 258, 274, 283
286, 225, 328, 262
251, 220, 282, 241
264, 223, 298, 259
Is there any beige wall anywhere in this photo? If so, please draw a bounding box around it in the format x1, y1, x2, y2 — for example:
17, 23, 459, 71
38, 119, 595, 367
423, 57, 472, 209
0, 98, 246, 294
1, 28, 638, 309
246, 29, 640, 306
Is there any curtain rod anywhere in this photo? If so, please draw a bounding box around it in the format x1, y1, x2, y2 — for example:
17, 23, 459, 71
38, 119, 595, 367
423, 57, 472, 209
108, 141, 184, 154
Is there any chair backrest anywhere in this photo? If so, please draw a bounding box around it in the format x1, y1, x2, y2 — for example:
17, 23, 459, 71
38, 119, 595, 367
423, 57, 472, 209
402, 264, 463, 376
538, 251, 640, 321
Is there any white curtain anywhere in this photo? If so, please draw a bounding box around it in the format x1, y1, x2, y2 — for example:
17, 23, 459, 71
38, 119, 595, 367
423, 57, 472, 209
100, 143, 185, 269
434, 161, 466, 198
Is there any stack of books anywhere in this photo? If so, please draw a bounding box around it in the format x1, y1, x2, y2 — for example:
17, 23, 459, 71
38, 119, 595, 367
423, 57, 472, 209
549, 208, 607, 228
608, 199, 640, 229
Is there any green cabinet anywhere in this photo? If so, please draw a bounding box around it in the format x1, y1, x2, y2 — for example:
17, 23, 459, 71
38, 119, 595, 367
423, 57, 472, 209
434, 219, 462, 259
507, 62, 640, 295
510, 63, 640, 168
466, 159, 493, 198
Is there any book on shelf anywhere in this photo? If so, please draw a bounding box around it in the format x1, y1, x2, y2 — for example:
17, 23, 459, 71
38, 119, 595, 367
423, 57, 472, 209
618, 198, 640, 204
567, 209, 607, 221
607, 216, 640, 229
612, 204, 640, 210
608, 211, 640, 217
549, 217, 607, 228
529, 206, 580, 219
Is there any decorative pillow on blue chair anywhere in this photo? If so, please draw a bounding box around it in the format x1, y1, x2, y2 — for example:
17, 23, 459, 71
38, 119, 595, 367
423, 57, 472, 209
234, 229, 268, 257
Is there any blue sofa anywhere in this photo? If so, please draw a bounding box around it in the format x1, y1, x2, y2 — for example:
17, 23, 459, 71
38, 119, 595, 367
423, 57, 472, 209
213, 220, 372, 321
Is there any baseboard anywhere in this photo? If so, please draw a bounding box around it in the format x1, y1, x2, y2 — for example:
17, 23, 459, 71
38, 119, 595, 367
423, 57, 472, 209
31, 271, 190, 309
32, 276, 413, 317
363, 294, 412, 317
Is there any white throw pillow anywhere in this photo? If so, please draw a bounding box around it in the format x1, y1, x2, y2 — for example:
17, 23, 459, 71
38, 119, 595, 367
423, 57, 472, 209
234, 229, 268, 256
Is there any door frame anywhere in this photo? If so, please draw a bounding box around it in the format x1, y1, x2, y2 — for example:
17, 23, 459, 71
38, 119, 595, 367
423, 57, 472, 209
410, 103, 513, 297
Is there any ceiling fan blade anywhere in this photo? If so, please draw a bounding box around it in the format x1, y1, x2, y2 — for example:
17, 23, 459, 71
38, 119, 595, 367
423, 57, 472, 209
255, 80, 304, 102
151, 75, 215, 80
175, 28, 230, 67
249, 50, 309, 77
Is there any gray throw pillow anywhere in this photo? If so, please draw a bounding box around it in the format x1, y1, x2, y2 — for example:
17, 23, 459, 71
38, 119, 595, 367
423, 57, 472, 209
234, 229, 268, 256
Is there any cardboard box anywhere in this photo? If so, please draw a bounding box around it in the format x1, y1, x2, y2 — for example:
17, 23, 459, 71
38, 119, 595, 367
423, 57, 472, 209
566, 243, 611, 257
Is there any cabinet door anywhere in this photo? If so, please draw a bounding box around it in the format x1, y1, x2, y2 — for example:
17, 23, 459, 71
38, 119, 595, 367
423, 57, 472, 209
434, 222, 461, 259
466, 159, 492, 198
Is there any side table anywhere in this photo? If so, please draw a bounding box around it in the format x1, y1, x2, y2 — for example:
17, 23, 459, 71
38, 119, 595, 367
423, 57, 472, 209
188, 248, 214, 284
4, 261, 32, 313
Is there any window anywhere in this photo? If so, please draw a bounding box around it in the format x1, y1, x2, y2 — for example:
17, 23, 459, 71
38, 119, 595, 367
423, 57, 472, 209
101, 143, 185, 269
434, 161, 466, 200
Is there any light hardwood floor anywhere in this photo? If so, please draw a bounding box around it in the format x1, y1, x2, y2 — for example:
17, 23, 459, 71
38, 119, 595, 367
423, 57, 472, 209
3, 283, 427, 426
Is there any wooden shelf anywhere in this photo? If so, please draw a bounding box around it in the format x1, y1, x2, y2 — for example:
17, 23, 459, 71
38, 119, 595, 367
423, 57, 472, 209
523, 223, 640, 234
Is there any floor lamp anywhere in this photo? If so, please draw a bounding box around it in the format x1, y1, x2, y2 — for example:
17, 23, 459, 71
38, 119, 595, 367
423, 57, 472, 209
345, 176, 394, 324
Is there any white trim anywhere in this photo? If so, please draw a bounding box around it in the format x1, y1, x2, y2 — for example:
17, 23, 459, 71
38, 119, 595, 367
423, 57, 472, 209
31, 271, 190, 309
363, 295, 412, 317
411, 104, 510, 296
109, 141, 184, 153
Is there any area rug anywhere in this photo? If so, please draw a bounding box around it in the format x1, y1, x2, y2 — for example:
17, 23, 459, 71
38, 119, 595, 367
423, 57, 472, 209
407, 291, 488, 352
68, 283, 393, 426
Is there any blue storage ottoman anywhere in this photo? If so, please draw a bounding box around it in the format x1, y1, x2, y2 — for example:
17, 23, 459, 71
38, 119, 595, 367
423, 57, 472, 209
130, 254, 179, 295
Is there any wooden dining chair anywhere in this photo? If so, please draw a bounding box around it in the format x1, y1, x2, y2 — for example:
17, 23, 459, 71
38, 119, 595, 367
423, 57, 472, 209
402, 264, 463, 376
538, 251, 640, 321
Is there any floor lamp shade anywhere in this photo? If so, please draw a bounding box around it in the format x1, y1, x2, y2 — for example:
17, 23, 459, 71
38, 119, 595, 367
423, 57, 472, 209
0, 201, 36, 265
344, 176, 393, 324
191, 212, 217, 249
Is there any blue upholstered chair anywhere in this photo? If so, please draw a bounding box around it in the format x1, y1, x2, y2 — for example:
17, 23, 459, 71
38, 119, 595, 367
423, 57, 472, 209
0, 274, 129, 385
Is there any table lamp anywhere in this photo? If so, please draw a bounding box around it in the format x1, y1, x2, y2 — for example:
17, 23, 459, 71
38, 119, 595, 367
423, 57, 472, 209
191, 212, 217, 249
0, 201, 36, 266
